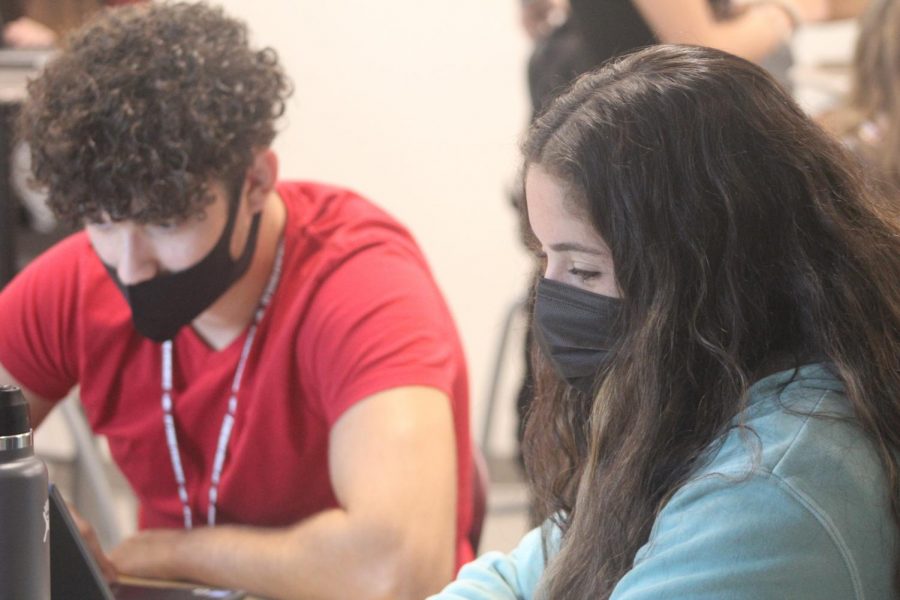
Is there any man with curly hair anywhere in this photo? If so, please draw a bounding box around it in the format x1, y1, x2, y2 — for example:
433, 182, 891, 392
0, 3, 472, 599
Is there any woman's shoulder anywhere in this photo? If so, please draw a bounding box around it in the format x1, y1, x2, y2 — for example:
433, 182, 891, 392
642, 363, 897, 599
703, 363, 882, 489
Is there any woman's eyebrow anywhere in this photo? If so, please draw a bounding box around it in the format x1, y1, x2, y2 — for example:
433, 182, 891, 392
549, 242, 607, 256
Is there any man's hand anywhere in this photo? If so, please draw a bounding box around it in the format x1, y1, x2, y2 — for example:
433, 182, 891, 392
2, 17, 57, 49
521, 0, 568, 40
110, 529, 186, 581
69, 504, 118, 582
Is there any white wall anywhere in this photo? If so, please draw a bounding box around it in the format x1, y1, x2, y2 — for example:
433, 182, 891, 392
792, 20, 859, 114
216, 0, 535, 455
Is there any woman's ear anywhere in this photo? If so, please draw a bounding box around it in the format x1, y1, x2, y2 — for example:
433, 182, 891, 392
245, 148, 279, 213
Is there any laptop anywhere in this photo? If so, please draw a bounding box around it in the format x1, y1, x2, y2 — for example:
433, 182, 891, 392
49, 484, 246, 600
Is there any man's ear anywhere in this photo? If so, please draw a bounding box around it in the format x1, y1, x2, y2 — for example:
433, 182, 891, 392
245, 148, 278, 213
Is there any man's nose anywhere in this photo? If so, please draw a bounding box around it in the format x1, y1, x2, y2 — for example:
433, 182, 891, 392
115, 230, 158, 286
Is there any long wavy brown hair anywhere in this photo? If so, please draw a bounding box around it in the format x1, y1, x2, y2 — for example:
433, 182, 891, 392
824, 0, 900, 194
522, 45, 900, 598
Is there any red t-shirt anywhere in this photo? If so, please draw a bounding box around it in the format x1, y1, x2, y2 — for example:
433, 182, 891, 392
0, 181, 474, 567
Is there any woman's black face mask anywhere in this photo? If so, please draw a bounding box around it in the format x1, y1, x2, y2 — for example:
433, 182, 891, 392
103, 188, 261, 343
532, 277, 622, 396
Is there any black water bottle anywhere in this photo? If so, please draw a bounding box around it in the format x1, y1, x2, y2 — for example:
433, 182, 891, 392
0, 385, 50, 599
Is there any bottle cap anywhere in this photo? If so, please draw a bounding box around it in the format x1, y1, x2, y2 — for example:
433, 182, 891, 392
0, 386, 32, 437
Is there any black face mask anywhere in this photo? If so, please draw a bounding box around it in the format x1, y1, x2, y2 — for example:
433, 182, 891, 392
532, 277, 623, 396
104, 193, 262, 343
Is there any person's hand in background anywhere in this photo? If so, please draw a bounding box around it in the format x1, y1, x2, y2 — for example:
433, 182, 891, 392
67, 499, 119, 582
521, 0, 569, 40
2, 16, 57, 48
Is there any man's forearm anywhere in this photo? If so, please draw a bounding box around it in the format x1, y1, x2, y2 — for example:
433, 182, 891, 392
112, 507, 454, 600
826, 0, 870, 20
111, 387, 462, 600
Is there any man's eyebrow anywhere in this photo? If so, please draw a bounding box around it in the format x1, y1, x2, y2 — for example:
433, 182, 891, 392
549, 242, 608, 256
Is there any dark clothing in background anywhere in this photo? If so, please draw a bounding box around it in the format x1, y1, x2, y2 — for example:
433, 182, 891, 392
0, 0, 26, 24
527, 19, 594, 117
528, 0, 657, 116
569, 0, 735, 64
568, 0, 656, 67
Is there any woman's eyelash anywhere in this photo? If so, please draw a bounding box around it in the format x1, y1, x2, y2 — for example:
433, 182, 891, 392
568, 267, 601, 281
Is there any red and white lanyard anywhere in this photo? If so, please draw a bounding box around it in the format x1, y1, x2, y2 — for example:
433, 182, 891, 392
160, 240, 284, 528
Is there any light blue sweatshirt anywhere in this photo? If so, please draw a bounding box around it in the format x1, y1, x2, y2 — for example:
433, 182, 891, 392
432, 364, 898, 599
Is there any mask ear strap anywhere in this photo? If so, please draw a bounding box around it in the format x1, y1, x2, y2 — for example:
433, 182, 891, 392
235, 212, 263, 267
220, 175, 246, 240
210, 171, 256, 262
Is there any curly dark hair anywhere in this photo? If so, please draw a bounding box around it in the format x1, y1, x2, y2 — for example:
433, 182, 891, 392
17, 1, 292, 225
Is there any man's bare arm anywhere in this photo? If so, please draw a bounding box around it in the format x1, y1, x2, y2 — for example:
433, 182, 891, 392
634, 0, 830, 63
825, 0, 870, 20
110, 385, 459, 600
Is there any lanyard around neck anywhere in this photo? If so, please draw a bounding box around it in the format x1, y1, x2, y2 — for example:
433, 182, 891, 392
160, 240, 284, 529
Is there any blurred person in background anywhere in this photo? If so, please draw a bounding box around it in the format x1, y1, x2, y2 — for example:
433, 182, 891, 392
822, 0, 900, 196
522, 0, 842, 118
